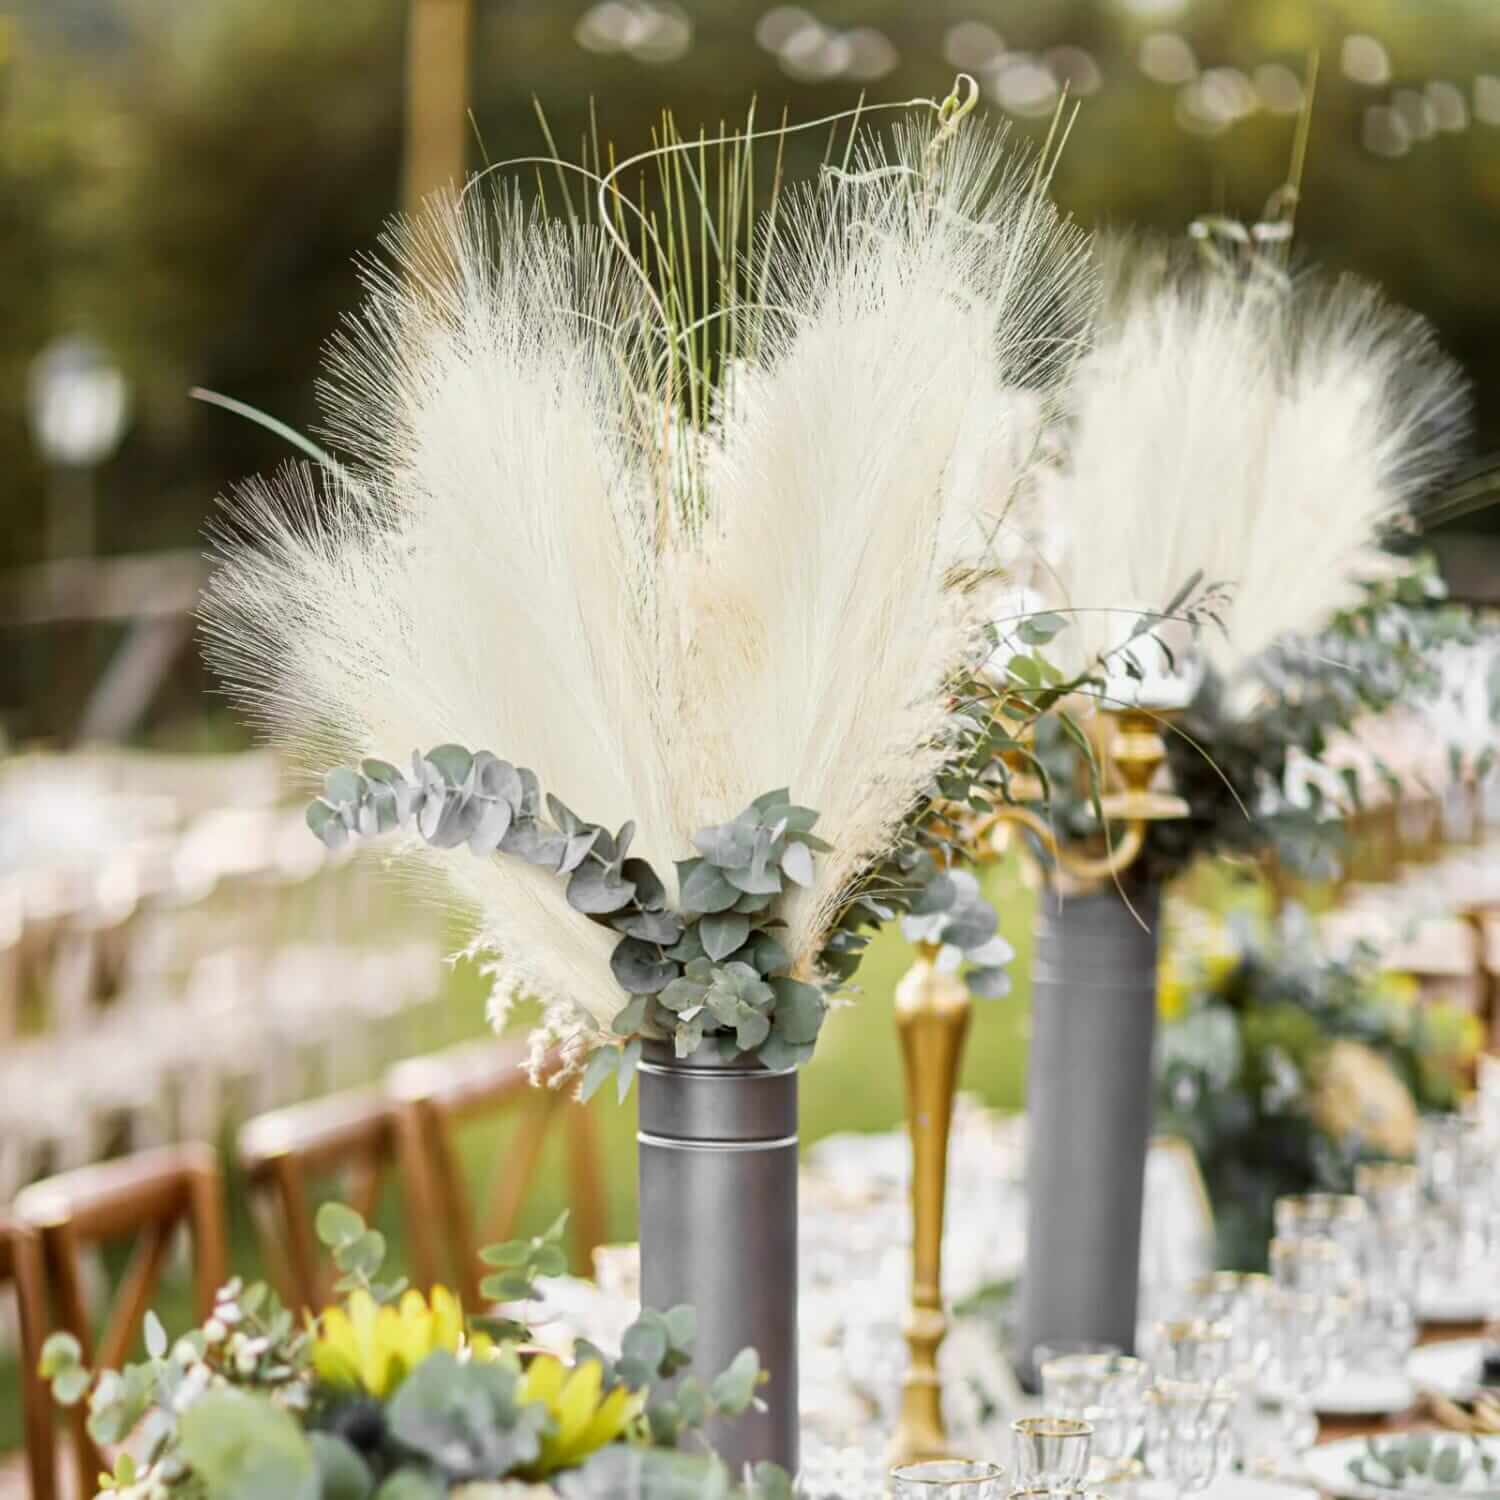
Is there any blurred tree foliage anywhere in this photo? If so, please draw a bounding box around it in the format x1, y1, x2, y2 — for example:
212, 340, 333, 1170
3, 0, 1499, 739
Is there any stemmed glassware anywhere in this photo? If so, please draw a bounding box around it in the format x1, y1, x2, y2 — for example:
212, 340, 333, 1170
1188, 1272, 1275, 1469
1040, 1353, 1150, 1483
1011, 1415, 1094, 1493
1143, 1378, 1235, 1500
889, 1460, 1007, 1498
1148, 1319, 1234, 1382
1353, 1162, 1421, 1372
1418, 1114, 1493, 1297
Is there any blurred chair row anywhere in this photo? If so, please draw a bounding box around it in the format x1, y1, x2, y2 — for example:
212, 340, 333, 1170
0, 792, 449, 1199
0, 1036, 606, 1500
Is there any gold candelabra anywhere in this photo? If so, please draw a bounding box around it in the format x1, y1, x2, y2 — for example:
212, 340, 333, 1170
890, 704, 1188, 1465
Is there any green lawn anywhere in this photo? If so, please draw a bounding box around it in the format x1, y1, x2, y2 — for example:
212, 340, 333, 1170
0, 865, 1036, 1453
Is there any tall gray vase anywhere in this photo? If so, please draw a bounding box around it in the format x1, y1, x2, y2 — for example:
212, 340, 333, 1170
637, 1041, 799, 1475
1016, 880, 1161, 1388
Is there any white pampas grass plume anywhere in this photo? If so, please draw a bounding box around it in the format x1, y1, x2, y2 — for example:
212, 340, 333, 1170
1045, 244, 1468, 674
202, 103, 1093, 1034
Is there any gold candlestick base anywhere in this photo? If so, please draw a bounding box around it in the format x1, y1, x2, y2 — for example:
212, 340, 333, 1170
889, 944, 971, 1467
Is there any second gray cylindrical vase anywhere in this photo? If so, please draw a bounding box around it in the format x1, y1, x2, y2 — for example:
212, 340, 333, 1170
1015, 880, 1161, 1389
637, 1040, 799, 1475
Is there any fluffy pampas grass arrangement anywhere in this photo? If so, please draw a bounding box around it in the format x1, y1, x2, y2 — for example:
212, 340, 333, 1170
201, 86, 1094, 1051
1042, 237, 1469, 678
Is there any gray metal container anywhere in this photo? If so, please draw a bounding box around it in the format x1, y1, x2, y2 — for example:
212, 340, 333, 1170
637, 1041, 799, 1474
1015, 881, 1162, 1389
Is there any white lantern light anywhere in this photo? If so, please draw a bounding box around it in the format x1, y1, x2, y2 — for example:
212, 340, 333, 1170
26, 336, 130, 469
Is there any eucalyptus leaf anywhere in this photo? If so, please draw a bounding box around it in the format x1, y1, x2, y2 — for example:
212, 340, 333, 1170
579, 1047, 618, 1103
618, 1038, 642, 1103
615, 909, 684, 945
708, 1348, 762, 1414
611, 994, 650, 1036
621, 857, 666, 910
310, 1434, 375, 1500
659, 976, 708, 1013
177, 1391, 319, 1500
679, 860, 741, 915
424, 744, 474, 784
568, 862, 637, 914
699, 912, 750, 962
612, 938, 679, 995
769, 978, 824, 1045
675, 1014, 705, 1057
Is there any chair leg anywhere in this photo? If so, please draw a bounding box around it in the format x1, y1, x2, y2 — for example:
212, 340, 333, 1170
183, 1149, 228, 1321
43, 1222, 107, 1497
390, 1102, 445, 1296
564, 1099, 607, 1275
11, 1226, 59, 1500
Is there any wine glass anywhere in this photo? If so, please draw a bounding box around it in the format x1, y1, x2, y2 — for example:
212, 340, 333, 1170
1149, 1319, 1233, 1382
889, 1459, 1006, 1498
1011, 1415, 1093, 1492
1040, 1353, 1149, 1481
1143, 1379, 1235, 1500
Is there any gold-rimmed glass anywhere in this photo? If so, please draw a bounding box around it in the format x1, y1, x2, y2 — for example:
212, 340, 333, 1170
1274, 1194, 1369, 1267
1268, 1236, 1349, 1295
1011, 1415, 1093, 1492
1143, 1378, 1235, 1500
1149, 1318, 1233, 1382
1040, 1353, 1149, 1478
889, 1459, 1006, 1498
1354, 1162, 1421, 1223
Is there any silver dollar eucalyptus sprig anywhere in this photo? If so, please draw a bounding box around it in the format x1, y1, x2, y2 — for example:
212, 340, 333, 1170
305, 747, 834, 1093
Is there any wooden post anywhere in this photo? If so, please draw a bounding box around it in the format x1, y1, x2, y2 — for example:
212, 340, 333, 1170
403, 0, 473, 216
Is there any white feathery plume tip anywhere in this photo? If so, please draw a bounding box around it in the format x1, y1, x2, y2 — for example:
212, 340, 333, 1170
1042, 245, 1469, 676
201, 103, 1093, 1034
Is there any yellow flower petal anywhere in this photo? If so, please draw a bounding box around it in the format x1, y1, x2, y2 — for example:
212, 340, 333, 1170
310, 1307, 361, 1388
576, 1381, 644, 1453
430, 1285, 464, 1353
520, 1354, 566, 1407
552, 1360, 605, 1452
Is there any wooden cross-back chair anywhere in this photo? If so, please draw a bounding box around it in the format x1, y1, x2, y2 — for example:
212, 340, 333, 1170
238, 1087, 437, 1315
12, 1144, 227, 1497
386, 1038, 607, 1311
0, 1213, 56, 1500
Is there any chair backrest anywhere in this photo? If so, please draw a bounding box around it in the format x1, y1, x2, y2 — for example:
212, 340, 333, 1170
238, 1088, 431, 1315
386, 1039, 606, 1310
13, 1143, 227, 1495
0, 1212, 57, 1500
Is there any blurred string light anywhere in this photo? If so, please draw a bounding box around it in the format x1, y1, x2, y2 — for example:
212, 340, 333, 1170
1392, 87, 1437, 142
1175, 66, 1257, 135
1252, 62, 1303, 116
1363, 105, 1411, 158
753, 6, 897, 82
1426, 81, 1468, 132
1340, 34, 1391, 87
574, 1, 692, 64
989, 55, 1060, 117
943, 20, 1101, 118
1139, 32, 1197, 85
1116, 0, 1189, 19
1047, 46, 1103, 96
943, 20, 1005, 71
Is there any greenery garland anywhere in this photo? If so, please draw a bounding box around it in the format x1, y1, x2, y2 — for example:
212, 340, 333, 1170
305, 743, 1013, 1092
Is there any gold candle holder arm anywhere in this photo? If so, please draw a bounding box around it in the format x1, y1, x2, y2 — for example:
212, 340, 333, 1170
966, 804, 1148, 887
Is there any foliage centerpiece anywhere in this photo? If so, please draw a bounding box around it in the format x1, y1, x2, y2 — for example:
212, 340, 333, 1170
40, 1207, 794, 1500
1156, 922, 1477, 1267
